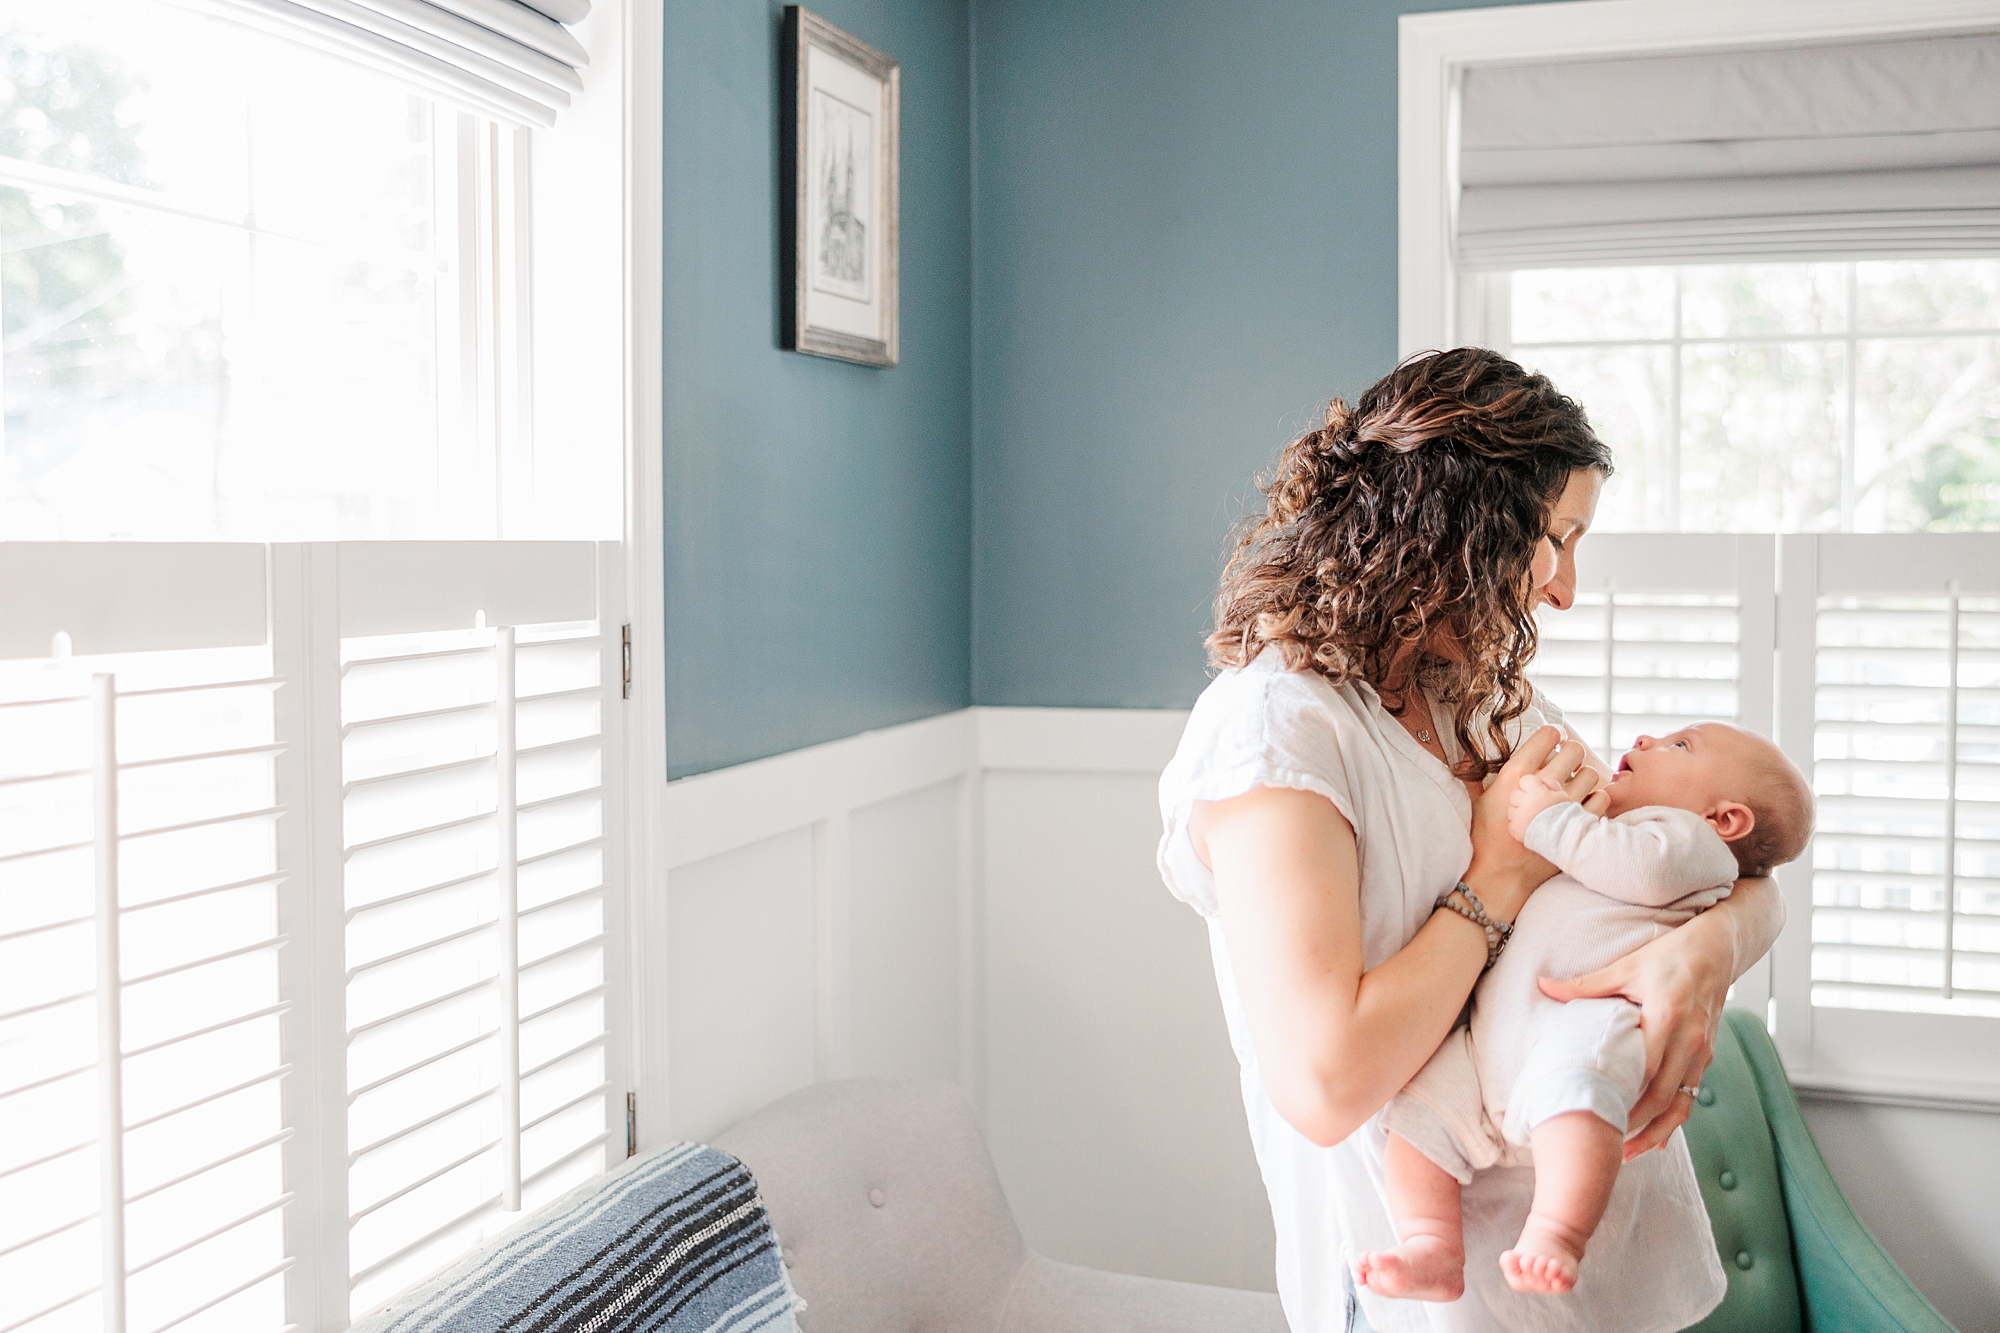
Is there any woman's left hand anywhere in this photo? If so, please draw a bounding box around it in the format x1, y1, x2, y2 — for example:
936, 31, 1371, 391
1537, 905, 1742, 1160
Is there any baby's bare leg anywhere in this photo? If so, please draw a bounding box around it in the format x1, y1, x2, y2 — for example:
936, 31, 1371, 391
1500, 1111, 1622, 1294
1357, 1133, 1465, 1302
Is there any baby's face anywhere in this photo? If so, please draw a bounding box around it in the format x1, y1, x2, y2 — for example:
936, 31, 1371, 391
1603, 722, 1761, 818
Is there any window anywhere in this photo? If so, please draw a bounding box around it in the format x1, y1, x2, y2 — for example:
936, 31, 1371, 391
0, 4, 632, 1331
1514, 262, 2000, 1094
1813, 589, 2000, 1019
339, 599, 618, 1317
2, 3, 442, 540
1510, 261, 2000, 536
0, 0, 615, 543
1, 628, 291, 1333
1531, 586, 1742, 758
0, 542, 627, 1333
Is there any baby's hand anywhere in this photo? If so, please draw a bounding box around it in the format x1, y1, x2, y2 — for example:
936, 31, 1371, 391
1507, 772, 1574, 843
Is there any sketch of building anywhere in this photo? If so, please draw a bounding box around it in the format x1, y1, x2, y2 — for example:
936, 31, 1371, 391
813, 89, 870, 301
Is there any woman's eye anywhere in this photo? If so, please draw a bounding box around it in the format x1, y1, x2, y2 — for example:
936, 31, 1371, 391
1547, 534, 1566, 552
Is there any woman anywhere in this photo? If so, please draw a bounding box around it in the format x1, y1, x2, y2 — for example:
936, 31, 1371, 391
1157, 349, 1782, 1333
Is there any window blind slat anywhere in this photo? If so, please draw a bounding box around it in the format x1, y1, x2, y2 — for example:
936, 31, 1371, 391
337, 618, 608, 1311
1459, 35, 2000, 269
177, 0, 574, 128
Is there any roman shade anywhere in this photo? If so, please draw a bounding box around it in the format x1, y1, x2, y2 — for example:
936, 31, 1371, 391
181, 0, 590, 127
1457, 33, 2000, 270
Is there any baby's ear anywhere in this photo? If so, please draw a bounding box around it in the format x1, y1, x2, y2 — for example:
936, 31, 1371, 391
1708, 801, 1755, 843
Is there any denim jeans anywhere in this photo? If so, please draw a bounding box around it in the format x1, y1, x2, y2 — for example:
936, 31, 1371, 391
1344, 1267, 1376, 1333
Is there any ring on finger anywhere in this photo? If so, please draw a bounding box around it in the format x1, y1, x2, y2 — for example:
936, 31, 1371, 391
1677, 1084, 1701, 1098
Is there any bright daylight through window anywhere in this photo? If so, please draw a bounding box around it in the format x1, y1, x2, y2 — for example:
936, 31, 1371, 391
1, 3, 488, 542
0, 5, 623, 1333
1514, 262, 2000, 1023
1512, 262, 2000, 536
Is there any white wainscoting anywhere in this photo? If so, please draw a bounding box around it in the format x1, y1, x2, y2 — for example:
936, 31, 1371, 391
634, 705, 1275, 1293
976, 709, 1275, 1293
635, 705, 1999, 1320
638, 710, 979, 1146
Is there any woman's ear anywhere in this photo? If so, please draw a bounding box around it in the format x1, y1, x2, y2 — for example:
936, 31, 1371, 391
1707, 801, 1755, 843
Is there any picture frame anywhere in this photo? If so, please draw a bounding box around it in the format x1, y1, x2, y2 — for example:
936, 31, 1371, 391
783, 6, 899, 368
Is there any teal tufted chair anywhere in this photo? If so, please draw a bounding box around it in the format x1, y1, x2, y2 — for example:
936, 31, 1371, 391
1679, 1009, 1959, 1333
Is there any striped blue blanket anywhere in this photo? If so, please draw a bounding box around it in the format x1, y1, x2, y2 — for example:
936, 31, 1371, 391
351, 1145, 802, 1333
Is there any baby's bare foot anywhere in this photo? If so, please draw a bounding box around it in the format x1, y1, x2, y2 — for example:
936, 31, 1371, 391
1357, 1235, 1465, 1302
1499, 1213, 1586, 1295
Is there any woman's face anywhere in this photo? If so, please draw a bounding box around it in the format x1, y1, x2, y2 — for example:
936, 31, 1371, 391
1529, 469, 1604, 612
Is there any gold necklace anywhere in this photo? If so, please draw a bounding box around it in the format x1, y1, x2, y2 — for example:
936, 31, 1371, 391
1386, 691, 1435, 748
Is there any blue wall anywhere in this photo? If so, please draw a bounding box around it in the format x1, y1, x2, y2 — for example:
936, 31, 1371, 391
969, 0, 1546, 708
661, 0, 973, 778
660, 0, 1561, 773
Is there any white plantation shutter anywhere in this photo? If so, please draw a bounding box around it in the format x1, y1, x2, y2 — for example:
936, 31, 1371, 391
340, 615, 616, 1317
1813, 595, 2000, 1014
1529, 533, 1774, 753
1531, 533, 2000, 1097
0, 540, 626, 1333
1771, 537, 2000, 1096
1533, 590, 1745, 757
1528, 534, 1778, 1017
1, 550, 290, 1333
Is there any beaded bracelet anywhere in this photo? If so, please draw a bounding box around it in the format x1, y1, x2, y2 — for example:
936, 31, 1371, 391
1435, 881, 1513, 970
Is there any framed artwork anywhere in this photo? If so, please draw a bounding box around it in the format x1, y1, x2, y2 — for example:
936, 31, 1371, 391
783, 6, 899, 367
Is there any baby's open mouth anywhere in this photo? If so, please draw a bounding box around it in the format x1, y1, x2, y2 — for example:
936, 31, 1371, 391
1616, 755, 1633, 774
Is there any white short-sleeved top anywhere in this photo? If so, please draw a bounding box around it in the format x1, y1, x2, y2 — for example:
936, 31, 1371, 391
1158, 649, 1723, 1333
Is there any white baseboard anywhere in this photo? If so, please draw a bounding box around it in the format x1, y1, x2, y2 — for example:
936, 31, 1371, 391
1790, 1071, 2000, 1115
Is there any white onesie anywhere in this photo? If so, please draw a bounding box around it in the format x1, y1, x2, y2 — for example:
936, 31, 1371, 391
1382, 801, 1739, 1181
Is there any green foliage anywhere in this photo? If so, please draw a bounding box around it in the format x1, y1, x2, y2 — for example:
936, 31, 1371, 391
1909, 432, 2000, 531
0, 26, 146, 351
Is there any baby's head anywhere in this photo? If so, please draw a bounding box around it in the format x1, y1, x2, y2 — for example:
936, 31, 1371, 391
1605, 723, 1814, 876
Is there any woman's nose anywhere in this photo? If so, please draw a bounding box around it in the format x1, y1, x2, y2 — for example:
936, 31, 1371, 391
1546, 546, 1580, 611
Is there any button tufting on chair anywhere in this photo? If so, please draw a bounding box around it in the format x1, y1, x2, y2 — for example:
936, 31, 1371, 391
1679, 1010, 1958, 1333
711, 1078, 1290, 1333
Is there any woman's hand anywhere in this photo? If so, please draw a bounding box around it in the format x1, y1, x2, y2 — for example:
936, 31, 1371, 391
1539, 876, 1784, 1159
1464, 726, 1599, 922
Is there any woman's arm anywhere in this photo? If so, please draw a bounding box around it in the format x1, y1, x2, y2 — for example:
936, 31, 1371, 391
1540, 875, 1784, 1159
1197, 727, 1594, 1147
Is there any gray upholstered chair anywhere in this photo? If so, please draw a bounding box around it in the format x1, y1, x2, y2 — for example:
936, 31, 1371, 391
711, 1078, 1289, 1333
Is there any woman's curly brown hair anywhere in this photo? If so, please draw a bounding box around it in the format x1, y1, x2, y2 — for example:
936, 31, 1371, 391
1209, 348, 1613, 779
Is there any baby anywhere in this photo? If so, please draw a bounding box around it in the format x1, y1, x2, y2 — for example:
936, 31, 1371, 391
1358, 722, 1814, 1306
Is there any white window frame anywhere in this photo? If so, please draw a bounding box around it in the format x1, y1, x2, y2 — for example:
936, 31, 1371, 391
0, 45, 541, 545
607, 0, 669, 1159
1395, 0, 2000, 361
444, 0, 669, 1172
0, 0, 670, 1324
1399, 0, 2000, 1111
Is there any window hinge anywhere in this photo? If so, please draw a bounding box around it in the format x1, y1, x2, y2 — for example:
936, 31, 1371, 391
621, 624, 632, 700
626, 1091, 637, 1157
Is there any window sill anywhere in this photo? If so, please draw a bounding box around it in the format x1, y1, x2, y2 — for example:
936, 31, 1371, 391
1789, 1070, 2000, 1115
